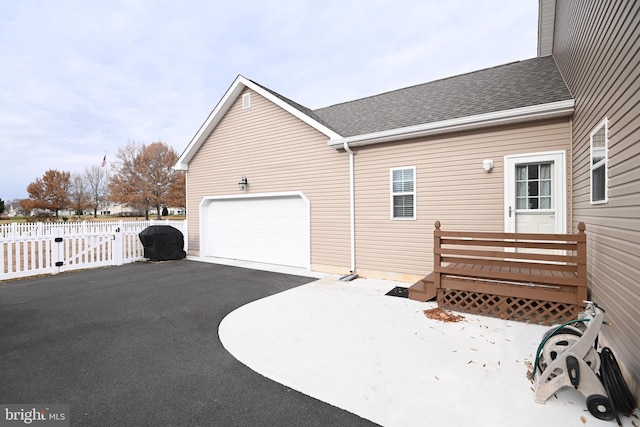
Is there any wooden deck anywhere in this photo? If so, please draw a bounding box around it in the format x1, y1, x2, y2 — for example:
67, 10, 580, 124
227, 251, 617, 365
409, 221, 587, 325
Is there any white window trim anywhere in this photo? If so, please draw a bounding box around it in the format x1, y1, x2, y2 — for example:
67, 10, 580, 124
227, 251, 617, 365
390, 166, 417, 220
590, 117, 609, 204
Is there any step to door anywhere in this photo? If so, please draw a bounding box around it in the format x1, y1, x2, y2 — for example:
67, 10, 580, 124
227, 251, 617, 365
408, 272, 437, 302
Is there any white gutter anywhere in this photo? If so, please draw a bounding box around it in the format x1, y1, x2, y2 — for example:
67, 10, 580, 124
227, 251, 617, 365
328, 99, 575, 149
344, 141, 356, 274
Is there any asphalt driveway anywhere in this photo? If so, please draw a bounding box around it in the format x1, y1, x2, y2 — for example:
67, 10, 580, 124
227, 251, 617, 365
0, 260, 376, 426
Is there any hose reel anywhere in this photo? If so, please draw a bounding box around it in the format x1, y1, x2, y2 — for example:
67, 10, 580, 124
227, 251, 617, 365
533, 302, 615, 421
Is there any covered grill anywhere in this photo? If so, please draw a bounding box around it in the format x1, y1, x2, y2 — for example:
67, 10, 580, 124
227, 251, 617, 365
138, 225, 186, 261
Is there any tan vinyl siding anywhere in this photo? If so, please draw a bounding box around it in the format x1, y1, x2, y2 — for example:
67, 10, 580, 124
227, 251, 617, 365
186, 88, 351, 272
352, 119, 571, 280
553, 0, 640, 396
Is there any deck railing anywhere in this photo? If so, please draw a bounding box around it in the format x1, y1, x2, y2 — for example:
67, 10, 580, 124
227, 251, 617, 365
433, 221, 587, 324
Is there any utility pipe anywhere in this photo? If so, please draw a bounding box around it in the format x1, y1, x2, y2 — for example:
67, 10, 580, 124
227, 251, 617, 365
343, 141, 356, 273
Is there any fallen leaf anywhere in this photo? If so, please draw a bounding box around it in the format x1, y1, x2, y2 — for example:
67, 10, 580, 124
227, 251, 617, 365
468, 360, 474, 364
580, 415, 587, 424
434, 376, 439, 381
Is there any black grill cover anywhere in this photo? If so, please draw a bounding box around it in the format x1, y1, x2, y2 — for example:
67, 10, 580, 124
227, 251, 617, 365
139, 225, 186, 261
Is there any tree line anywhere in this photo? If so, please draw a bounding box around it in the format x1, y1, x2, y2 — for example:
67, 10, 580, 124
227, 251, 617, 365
4, 141, 185, 220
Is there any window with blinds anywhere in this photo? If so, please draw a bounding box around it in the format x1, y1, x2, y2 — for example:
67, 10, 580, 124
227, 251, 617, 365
391, 167, 416, 219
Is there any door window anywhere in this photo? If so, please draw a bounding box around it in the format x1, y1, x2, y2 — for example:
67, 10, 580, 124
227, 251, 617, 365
516, 163, 552, 210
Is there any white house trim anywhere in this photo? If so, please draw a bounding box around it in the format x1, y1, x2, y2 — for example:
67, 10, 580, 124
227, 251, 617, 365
174, 76, 341, 170
328, 99, 575, 149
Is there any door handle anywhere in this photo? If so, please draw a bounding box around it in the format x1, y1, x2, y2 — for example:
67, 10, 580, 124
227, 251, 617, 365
509, 206, 512, 218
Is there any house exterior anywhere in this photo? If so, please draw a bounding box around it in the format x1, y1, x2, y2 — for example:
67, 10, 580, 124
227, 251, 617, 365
175, 57, 574, 281
176, 0, 638, 399
540, 0, 639, 399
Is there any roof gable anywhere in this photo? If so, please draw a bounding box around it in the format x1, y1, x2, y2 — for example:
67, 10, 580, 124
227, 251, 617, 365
174, 75, 341, 170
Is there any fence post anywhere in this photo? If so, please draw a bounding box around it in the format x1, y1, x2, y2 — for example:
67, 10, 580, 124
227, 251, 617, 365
52, 228, 62, 275
113, 223, 123, 266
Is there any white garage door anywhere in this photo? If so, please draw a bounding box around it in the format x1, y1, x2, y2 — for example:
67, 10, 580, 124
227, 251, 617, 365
203, 194, 310, 268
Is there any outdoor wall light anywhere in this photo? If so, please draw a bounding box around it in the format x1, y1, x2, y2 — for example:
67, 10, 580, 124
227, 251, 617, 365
482, 159, 494, 173
238, 176, 249, 191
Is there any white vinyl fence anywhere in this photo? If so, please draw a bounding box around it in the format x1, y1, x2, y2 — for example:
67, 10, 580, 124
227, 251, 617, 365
0, 220, 187, 281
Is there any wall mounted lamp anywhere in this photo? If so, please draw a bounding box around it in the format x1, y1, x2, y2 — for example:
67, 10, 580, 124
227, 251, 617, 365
238, 176, 249, 191
482, 159, 494, 173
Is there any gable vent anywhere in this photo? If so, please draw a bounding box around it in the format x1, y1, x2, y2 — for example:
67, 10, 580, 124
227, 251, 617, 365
242, 93, 251, 110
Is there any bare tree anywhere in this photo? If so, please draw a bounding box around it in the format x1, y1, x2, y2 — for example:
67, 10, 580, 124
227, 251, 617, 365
84, 165, 109, 217
69, 172, 89, 216
108, 141, 185, 220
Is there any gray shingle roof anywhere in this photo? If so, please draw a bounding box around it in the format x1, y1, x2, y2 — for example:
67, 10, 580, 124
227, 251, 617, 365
249, 79, 339, 133
309, 56, 572, 137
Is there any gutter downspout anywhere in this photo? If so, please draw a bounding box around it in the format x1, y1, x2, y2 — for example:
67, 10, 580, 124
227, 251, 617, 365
344, 141, 356, 274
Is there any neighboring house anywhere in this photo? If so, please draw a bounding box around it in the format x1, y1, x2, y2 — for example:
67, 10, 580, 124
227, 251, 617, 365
98, 202, 185, 217
540, 0, 639, 399
5, 202, 24, 217
176, 0, 638, 398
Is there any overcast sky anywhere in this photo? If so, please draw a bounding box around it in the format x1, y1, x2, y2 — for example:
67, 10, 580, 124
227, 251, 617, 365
0, 0, 538, 201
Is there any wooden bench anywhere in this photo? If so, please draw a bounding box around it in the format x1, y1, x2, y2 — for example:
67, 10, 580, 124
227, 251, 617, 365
413, 221, 587, 325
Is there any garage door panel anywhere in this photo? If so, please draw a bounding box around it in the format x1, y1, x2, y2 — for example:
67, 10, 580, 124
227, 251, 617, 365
204, 195, 309, 268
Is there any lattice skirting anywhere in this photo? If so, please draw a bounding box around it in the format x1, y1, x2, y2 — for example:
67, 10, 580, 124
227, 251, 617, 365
437, 289, 580, 325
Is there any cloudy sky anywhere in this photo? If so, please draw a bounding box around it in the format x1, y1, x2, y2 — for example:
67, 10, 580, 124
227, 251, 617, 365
0, 0, 538, 201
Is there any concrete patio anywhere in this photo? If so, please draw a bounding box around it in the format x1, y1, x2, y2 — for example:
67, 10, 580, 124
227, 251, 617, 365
219, 271, 639, 427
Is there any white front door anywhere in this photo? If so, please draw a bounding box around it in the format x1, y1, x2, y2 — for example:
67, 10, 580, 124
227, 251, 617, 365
504, 151, 566, 234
